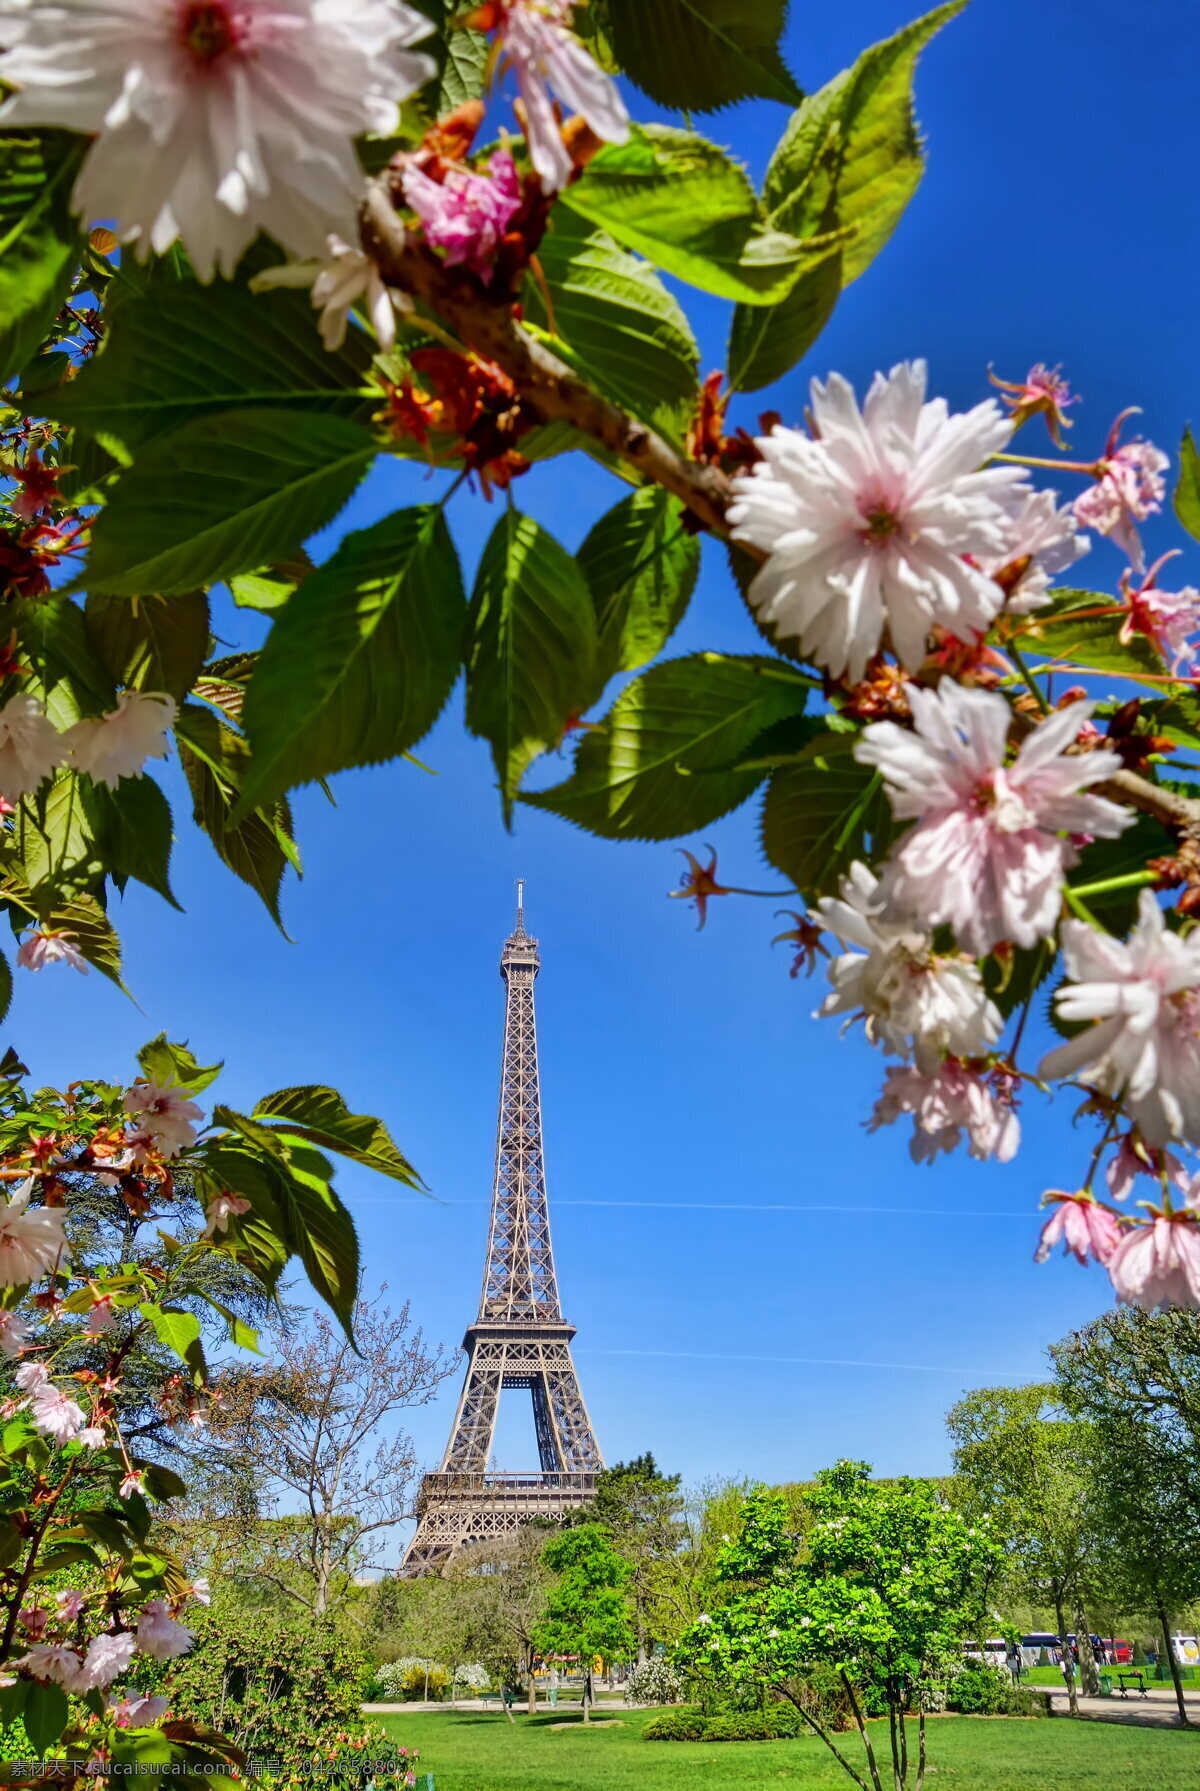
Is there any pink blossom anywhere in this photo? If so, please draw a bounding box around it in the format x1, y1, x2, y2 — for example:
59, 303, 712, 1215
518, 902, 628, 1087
16, 1642, 83, 1688
76, 1629, 136, 1691
203, 1192, 251, 1236
1118, 554, 1200, 672
109, 1694, 169, 1728
134, 1599, 194, 1661
991, 363, 1078, 447
1040, 891, 1200, 1145
31, 1382, 87, 1443
0, 1180, 67, 1286
56, 1589, 86, 1621
1108, 1213, 1200, 1310
858, 682, 1130, 953
1106, 1133, 1187, 1201
868, 1060, 1020, 1164
0, 0, 436, 280
77, 1424, 107, 1449
14, 1360, 48, 1395
492, 0, 629, 194
66, 690, 176, 789
0, 1311, 29, 1358
123, 1079, 204, 1160
1073, 412, 1168, 570
18, 1606, 48, 1637
119, 1469, 146, 1499
17, 926, 88, 975
1034, 1192, 1122, 1266
86, 1295, 115, 1336
402, 151, 521, 279
188, 1577, 211, 1607
252, 234, 412, 353
982, 488, 1090, 615
727, 361, 1030, 684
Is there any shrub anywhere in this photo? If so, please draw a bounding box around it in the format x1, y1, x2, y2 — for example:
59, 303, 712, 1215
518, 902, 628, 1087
643, 1708, 706, 1741
371, 1657, 464, 1701
625, 1657, 686, 1706
944, 1663, 1050, 1717
783, 1664, 856, 1734
164, 1604, 370, 1761
702, 1709, 800, 1742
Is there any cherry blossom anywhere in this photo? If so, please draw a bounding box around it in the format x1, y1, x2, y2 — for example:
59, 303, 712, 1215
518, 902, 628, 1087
1040, 891, 1200, 1145
1034, 1191, 1122, 1266
4, 451, 63, 522
67, 690, 177, 789
189, 1577, 212, 1606
78, 1425, 108, 1449
203, 1192, 252, 1236
402, 151, 522, 279
253, 234, 411, 353
135, 1599, 194, 1660
1106, 1133, 1187, 1201
485, 0, 629, 193
56, 1589, 86, 1621
1073, 412, 1168, 570
85, 1295, 115, 1335
0, 0, 436, 279
76, 1629, 137, 1690
0, 1311, 29, 1358
16, 1642, 84, 1688
119, 1469, 146, 1499
983, 488, 1090, 614
1108, 1213, 1200, 1310
110, 1694, 170, 1728
17, 927, 89, 975
0, 693, 65, 803
0, 1181, 67, 1285
1118, 554, 1200, 672
123, 1079, 204, 1160
990, 363, 1078, 447
858, 682, 1130, 953
29, 1381, 87, 1442
869, 1060, 1020, 1164
816, 862, 1002, 1069
726, 361, 1031, 683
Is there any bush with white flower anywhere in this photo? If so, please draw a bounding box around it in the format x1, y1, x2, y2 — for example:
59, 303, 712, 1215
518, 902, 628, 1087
625, 1654, 687, 1707
0, 1034, 420, 1771
0, 0, 1195, 1337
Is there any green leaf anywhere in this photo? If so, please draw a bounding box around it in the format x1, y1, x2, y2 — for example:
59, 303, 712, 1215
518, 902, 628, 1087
281, 1149, 361, 1339
85, 591, 211, 702
1015, 589, 1164, 680
137, 1034, 223, 1096
728, 1, 964, 391
252, 1084, 423, 1187
237, 506, 465, 815
32, 892, 125, 988
759, 739, 897, 901
524, 654, 808, 839
14, 770, 103, 900
227, 550, 313, 613
0, 956, 12, 1030
139, 1302, 206, 1381
81, 776, 179, 908
195, 1289, 261, 1354
198, 1147, 291, 1292
577, 486, 700, 689
437, 27, 488, 109
141, 1463, 188, 1501
13, 594, 116, 728
603, 0, 801, 111
45, 278, 374, 457
176, 703, 298, 927
82, 411, 377, 597
466, 509, 598, 823
0, 130, 86, 385
522, 212, 698, 445
1175, 427, 1200, 542
561, 126, 836, 305
1068, 814, 1175, 936
23, 1678, 69, 1753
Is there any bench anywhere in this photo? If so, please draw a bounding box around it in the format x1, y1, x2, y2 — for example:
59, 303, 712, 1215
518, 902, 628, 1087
479, 1691, 515, 1710
1116, 1671, 1148, 1699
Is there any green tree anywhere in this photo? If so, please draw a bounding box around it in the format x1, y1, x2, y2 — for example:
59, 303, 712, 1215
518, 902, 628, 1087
534, 1525, 634, 1721
587, 1453, 686, 1660
947, 1385, 1097, 1715
677, 1465, 999, 1791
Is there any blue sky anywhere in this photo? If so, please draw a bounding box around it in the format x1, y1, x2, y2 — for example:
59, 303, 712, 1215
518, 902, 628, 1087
17, 0, 1200, 1539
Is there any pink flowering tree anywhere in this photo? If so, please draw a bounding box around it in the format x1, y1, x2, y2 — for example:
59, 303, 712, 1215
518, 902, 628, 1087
0, 1034, 421, 1771
0, 0, 1198, 1328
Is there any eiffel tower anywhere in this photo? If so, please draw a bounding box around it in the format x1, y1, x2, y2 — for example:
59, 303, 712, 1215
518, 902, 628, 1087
402, 884, 603, 1574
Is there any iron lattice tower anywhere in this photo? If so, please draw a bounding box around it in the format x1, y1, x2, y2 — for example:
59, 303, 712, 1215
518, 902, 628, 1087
402, 886, 602, 1573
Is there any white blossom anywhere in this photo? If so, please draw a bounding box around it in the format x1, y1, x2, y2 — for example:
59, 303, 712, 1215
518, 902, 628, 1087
726, 361, 1031, 684
251, 234, 411, 352
1040, 891, 1200, 1145
497, 0, 629, 194
869, 1062, 1020, 1164
0, 0, 436, 279
0, 1181, 67, 1286
134, 1599, 194, 1661
66, 690, 176, 789
816, 862, 1002, 1069
984, 488, 1091, 614
0, 694, 64, 803
123, 1080, 204, 1160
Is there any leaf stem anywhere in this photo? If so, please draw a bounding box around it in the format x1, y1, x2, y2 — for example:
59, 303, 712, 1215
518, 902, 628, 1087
1007, 642, 1051, 715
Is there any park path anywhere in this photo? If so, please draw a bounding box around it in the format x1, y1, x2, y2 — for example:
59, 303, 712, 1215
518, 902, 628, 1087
1046, 1684, 1200, 1729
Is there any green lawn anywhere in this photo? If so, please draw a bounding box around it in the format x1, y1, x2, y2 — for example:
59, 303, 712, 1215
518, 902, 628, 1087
377, 1705, 1200, 1791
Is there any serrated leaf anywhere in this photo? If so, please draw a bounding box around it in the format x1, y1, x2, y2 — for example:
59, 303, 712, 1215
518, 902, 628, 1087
23, 1678, 69, 1753
438, 26, 488, 108
14, 771, 101, 900
1015, 589, 1165, 681
561, 125, 836, 305
198, 1146, 291, 1292
466, 509, 598, 823
85, 592, 211, 702
603, 0, 801, 112
13, 594, 116, 728
577, 486, 699, 690
83, 411, 377, 597
139, 1302, 206, 1381
728, 1, 964, 391
522, 212, 698, 446
45, 278, 374, 456
237, 506, 465, 815
195, 1290, 261, 1354
282, 1146, 361, 1338
524, 654, 808, 839
1175, 427, 1200, 543
176, 703, 298, 927
252, 1084, 423, 1187
0, 130, 86, 385
0, 956, 12, 1028
81, 776, 179, 908
759, 743, 897, 901
137, 1034, 222, 1096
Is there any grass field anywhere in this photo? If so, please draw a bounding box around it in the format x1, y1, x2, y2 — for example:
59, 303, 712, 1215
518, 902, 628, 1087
378, 1705, 1200, 1791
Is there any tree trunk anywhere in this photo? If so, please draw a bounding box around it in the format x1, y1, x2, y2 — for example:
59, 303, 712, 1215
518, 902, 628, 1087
778, 1684, 872, 1791
914, 1709, 927, 1791
1074, 1606, 1100, 1698
527, 1646, 537, 1716
1053, 1591, 1078, 1717
583, 1667, 592, 1722
1156, 1602, 1190, 1727
841, 1671, 886, 1791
